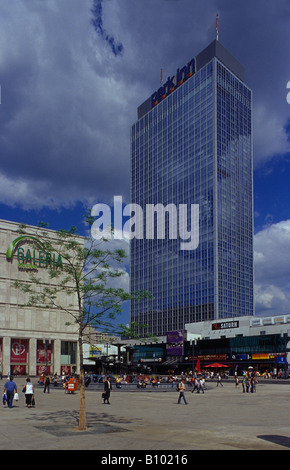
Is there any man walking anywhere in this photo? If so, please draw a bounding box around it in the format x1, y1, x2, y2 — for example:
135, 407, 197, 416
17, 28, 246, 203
4, 376, 18, 408
216, 374, 223, 387
177, 378, 188, 405
103, 376, 112, 404
43, 374, 50, 393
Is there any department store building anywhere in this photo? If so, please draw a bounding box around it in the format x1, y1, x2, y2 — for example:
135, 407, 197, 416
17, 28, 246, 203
0, 219, 82, 377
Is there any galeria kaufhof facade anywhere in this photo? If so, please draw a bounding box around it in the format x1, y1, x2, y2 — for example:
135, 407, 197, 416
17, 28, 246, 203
0, 219, 82, 376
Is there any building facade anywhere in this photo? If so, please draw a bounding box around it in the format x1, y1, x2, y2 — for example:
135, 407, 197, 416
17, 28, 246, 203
121, 315, 290, 375
0, 219, 82, 376
130, 40, 253, 336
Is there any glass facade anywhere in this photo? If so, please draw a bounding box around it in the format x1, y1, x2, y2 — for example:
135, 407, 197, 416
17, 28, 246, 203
184, 335, 287, 359
130, 47, 253, 337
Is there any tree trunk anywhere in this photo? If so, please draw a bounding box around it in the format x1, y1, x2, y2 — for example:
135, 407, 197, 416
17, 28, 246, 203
78, 367, 87, 431
78, 333, 86, 431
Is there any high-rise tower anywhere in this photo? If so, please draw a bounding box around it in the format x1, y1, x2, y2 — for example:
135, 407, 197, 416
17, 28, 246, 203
130, 39, 253, 337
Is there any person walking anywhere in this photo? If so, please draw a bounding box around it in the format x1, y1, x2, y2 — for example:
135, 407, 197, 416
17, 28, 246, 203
250, 376, 257, 393
216, 374, 223, 387
177, 378, 188, 404
23, 377, 34, 408
245, 375, 250, 393
4, 376, 18, 408
103, 376, 112, 404
199, 377, 205, 394
242, 376, 246, 393
43, 374, 50, 393
191, 377, 199, 393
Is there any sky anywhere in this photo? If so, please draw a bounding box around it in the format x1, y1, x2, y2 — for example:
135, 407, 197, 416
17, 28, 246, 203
1, 0, 290, 323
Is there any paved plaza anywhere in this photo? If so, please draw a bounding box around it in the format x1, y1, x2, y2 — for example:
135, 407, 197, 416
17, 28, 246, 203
1, 377, 290, 451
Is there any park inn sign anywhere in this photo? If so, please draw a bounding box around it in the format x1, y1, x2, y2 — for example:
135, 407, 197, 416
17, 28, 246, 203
6, 235, 63, 271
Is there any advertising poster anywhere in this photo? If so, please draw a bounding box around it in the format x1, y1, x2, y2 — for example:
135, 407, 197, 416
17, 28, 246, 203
166, 330, 184, 356
10, 339, 28, 364
36, 340, 52, 363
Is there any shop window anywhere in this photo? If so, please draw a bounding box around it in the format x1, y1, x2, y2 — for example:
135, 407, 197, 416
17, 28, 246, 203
36, 340, 53, 375
61, 341, 77, 375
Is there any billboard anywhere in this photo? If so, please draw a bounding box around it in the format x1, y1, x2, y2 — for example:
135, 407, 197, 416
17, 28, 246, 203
166, 330, 184, 356
10, 339, 28, 364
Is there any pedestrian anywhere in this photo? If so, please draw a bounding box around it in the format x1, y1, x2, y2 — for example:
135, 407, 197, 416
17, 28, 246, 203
177, 378, 188, 404
4, 376, 18, 408
245, 376, 250, 393
199, 377, 205, 394
216, 374, 223, 387
23, 377, 34, 408
43, 374, 50, 393
250, 376, 257, 393
242, 377, 246, 393
191, 378, 199, 393
103, 376, 112, 404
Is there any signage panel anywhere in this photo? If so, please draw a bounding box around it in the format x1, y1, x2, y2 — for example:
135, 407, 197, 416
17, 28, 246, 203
151, 58, 195, 108
197, 354, 227, 361
89, 346, 102, 357
252, 353, 270, 360
166, 330, 184, 356
212, 321, 239, 330
6, 235, 63, 271
10, 339, 28, 364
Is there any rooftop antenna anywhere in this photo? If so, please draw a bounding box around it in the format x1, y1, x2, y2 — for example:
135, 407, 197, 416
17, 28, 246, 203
160, 67, 163, 85
216, 13, 219, 40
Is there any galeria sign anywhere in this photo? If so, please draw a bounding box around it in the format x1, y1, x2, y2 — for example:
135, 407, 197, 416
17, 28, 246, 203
6, 235, 63, 270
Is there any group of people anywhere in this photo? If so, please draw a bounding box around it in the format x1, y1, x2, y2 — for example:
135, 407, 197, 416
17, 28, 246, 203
3, 376, 35, 408
191, 376, 206, 393
177, 376, 207, 404
235, 373, 257, 393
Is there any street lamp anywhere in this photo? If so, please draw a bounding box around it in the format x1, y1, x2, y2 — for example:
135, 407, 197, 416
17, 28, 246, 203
43, 337, 51, 374
281, 330, 290, 378
190, 339, 197, 376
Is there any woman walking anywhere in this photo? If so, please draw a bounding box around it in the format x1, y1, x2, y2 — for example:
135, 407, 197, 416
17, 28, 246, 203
23, 377, 34, 408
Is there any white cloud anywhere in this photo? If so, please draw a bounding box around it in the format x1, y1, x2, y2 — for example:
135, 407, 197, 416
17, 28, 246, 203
254, 219, 290, 315
253, 104, 290, 167
0, 0, 290, 212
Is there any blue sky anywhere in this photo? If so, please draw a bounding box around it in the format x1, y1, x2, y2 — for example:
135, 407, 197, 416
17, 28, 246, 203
1, 0, 290, 322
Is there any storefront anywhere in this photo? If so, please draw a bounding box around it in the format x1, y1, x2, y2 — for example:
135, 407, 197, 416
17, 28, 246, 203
0, 219, 81, 376
183, 334, 289, 375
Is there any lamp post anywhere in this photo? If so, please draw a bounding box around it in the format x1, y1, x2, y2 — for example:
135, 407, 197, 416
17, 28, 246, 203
281, 330, 290, 378
43, 337, 51, 375
190, 339, 197, 376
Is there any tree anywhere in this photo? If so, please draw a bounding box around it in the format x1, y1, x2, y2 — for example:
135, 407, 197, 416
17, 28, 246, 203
14, 218, 149, 431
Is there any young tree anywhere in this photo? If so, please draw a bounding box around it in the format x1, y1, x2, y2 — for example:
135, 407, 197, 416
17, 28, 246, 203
14, 219, 149, 431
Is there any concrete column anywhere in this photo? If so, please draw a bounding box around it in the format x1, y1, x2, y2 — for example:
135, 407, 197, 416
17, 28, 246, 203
54, 339, 61, 375
3, 336, 11, 377
29, 338, 37, 376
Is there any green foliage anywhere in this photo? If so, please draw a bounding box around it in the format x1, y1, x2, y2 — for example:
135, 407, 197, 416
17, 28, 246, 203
13, 217, 151, 346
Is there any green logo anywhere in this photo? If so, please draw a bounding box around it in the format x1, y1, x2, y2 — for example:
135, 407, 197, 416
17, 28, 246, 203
6, 235, 45, 259
6, 235, 62, 270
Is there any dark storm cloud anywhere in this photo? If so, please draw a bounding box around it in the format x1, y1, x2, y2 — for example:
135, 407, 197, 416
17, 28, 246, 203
0, 0, 289, 210
91, 0, 123, 56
